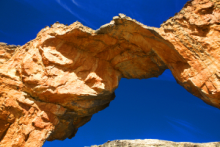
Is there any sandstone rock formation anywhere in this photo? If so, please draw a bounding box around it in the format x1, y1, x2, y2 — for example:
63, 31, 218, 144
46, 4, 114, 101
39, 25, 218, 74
91, 139, 220, 147
159, 0, 220, 107
0, 43, 18, 67
0, 0, 219, 146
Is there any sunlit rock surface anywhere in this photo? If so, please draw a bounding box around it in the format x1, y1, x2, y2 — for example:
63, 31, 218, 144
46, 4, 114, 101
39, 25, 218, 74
0, 0, 219, 146
0, 42, 18, 67
91, 139, 220, 147
158, 0, 220, 108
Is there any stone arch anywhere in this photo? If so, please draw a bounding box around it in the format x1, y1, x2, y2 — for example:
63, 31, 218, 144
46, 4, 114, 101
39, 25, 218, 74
0, 0, 220, 146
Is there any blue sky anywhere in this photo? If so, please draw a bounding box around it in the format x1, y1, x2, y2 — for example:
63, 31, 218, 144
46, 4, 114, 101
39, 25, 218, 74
1, 0, 220, 147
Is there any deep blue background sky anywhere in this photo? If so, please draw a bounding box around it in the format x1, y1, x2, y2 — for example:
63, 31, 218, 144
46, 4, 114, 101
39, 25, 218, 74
1, 0, 220, 147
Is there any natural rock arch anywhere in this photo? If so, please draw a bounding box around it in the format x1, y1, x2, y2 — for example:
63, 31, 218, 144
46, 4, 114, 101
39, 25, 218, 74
0, 0, 219, 146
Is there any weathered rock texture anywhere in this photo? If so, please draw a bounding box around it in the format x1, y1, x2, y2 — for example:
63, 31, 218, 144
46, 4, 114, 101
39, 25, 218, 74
91, 139, 220, 147
0, 43, 18, 67
0, 0, 219, 146
159, 0, 220, 107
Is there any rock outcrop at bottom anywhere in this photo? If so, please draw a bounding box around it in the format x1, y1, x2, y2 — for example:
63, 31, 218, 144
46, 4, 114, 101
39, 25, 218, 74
91, 139, 220, 147
0, 0, 220, 146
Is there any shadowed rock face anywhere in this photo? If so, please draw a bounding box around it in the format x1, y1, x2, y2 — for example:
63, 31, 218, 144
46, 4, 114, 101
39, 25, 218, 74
0, 0, 219, 146
91, 139, 220, 147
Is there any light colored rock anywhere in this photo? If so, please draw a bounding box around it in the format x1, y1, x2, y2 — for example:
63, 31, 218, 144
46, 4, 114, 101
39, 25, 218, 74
0, 0, 219, 146
91, 139, 220, 147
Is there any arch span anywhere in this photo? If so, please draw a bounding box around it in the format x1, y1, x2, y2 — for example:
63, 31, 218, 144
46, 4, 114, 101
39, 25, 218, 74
0, 0, 220, 146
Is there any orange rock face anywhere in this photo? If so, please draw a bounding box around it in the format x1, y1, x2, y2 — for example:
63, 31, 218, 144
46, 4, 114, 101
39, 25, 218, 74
0, 0, 219, 146
0, 43, 18, 67
159, 0, 220, 107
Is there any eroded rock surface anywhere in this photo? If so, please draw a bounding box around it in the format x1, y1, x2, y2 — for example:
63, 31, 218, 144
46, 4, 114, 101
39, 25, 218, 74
158, 0, 220, 108
0, 0, 219, 146
0, 42, 18, 67
91, 139, 220, 147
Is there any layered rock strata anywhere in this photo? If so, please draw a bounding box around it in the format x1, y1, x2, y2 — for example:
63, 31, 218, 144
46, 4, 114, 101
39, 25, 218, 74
91, 139, 220, 147
0, 0, 219, 146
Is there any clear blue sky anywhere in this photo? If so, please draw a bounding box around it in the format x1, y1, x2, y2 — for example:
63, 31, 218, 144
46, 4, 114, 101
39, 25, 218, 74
1, 0, 220, 147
